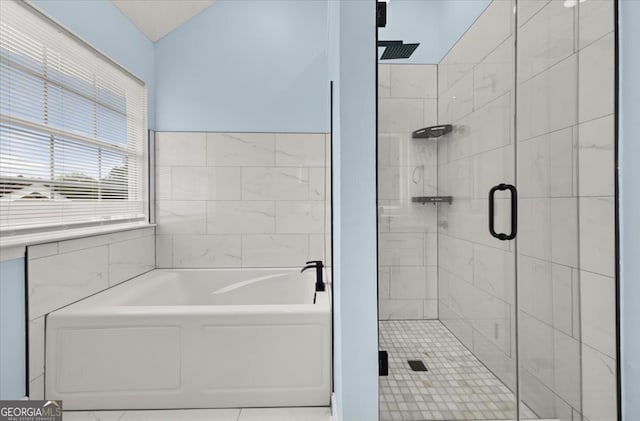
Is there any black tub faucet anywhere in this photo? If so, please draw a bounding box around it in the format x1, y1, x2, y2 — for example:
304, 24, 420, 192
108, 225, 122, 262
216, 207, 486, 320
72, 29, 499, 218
301, 260, 325, 292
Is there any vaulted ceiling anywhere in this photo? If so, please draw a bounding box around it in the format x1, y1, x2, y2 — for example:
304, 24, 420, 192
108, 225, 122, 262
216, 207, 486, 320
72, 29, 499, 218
111, 0, 216, 42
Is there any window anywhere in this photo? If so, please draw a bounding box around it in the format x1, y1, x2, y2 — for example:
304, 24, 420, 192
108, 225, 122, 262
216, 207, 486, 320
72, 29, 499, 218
0, 0, 148, 235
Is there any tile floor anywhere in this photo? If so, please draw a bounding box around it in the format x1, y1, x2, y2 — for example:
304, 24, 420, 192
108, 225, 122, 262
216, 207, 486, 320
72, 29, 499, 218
62, 407, 331, 421
379, 320, 538, 421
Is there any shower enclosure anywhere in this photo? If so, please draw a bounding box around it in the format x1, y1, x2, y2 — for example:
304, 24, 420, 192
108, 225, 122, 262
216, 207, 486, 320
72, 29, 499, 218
377, 1, 617, 420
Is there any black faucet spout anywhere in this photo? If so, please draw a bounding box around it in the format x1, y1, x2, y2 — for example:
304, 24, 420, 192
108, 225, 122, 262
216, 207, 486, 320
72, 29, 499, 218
301, 264, 315, 273
301, 260, 325, 292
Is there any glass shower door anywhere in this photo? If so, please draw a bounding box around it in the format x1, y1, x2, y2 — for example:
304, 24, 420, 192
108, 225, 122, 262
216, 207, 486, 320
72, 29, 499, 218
436, 0, 519, 419
377, 0, 618, 419
516, 0, 617, 420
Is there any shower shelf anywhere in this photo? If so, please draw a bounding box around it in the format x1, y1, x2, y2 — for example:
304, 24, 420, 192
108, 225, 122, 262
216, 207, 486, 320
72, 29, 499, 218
412, 124, 453, 139
412, 196, 453, 205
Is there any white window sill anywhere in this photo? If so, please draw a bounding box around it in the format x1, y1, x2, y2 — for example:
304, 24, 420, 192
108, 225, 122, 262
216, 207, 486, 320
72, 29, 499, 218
0, 221, 155, 252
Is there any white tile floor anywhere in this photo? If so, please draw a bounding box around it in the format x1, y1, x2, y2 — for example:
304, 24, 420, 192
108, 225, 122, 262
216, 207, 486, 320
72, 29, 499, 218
63, 407, 331, 421
379, 320, 538, 421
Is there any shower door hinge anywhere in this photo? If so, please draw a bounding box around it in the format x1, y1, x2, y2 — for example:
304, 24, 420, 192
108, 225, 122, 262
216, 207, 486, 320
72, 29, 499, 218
379, 350, 389, 376
377, 2, 387, 28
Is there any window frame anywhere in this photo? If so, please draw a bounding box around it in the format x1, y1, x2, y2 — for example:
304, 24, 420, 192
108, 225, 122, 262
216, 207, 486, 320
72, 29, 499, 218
0, 0, 150, 239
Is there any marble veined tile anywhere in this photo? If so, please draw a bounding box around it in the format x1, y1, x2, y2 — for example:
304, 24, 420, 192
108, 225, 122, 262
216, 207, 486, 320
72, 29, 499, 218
156, 201, 207, 235
241, 167, 311, 200
474, 37, 514, 109
378, 266, 391, 300
28, 246, 109, 319
56, 229, 145, 254
378, 299, 423, 320
172, 235, 241, 268
155, 166, 171, 200
580, 270, 616, 358
389, 266, 427, 300
579, 0, 614, 50
28, 316, 44, 381
156, 132, 206, 166
378, 233, 424, 266
155, 235, 172, 268
275, 201, 324, 234
206, 201, 275, 234
390, 64, 437, 99
579, 196, 615, 277
206, 132, 275, 166
27, 242, 58, 259
275, 133, 325, 167
378, 64, 391, 98
439, 72, 473, 124
579, 32, 615, 123
582, 344, 618, 421
386, 133, 437, 167
378, 98, 423, 134
108, 235, 154, 286
518, 0, 551, 27
518, 55, 577, 141
578, 114, 615, 197
241, 234, 309, 267
518, 0, 574, 83
171, 167, 240, 201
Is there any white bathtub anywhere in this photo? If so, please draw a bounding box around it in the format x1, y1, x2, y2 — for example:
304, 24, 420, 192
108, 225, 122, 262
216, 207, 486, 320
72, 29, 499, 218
45, 268, 331, 410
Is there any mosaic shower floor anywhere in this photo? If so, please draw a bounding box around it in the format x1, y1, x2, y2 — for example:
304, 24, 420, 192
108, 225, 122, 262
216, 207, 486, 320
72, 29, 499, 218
379, 320, 538, 421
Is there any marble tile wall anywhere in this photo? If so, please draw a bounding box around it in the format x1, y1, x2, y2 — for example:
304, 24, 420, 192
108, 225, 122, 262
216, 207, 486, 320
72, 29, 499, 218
516, 1, 617, 420
155, 132, 330, 269
378, 64, 439, 320
436, 0, 518, 392
26, 227, 155, 399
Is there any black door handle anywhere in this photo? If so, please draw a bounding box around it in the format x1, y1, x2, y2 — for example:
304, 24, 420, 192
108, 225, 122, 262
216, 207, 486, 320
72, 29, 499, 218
489, 183, 517, 241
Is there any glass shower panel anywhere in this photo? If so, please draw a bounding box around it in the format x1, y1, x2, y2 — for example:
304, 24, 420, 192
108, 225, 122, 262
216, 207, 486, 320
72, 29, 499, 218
377, 1, 519, 419
377, 61, 442, 421
516, 0, 617, 420
436, 0, 519, 419
378, 1, 618, 420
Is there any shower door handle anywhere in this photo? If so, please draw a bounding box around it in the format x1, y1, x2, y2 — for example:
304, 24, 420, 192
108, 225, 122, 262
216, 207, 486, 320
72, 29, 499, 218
488, 183, 517, 241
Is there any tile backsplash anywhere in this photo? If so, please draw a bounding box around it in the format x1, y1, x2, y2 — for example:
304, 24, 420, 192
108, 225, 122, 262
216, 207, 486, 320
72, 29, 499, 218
155, 132, 330, 269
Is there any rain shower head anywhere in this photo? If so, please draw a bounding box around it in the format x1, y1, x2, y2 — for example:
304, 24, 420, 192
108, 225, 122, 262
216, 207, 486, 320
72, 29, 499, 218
378, 40, 420, 60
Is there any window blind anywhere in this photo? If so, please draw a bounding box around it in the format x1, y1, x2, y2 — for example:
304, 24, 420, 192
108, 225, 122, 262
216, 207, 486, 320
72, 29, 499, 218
0, 0, 148, 235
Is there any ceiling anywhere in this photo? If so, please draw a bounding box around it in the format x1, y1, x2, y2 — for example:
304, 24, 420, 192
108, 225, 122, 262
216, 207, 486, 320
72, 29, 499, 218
112, 0, 216, 42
